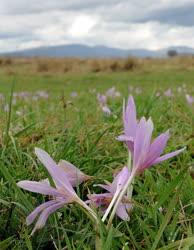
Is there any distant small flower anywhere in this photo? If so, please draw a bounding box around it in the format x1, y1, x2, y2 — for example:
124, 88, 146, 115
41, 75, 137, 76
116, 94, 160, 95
102, 105, 112, 116
106, 87, 121, 98
17, 148, 94, 234
36, 91, 49, 99
88, 166, 132, 221
185, 94, 194, 105
135, 87, 142, 94
70, 92, 77, 98
97, 93, 107, 106
164, 88, 173, 97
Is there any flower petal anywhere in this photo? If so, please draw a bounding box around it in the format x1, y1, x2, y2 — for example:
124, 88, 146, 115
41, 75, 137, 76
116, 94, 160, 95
116, 204, 130, 221
58, 160, 91, 186
31, 201, 66, 234
133, 117, 153, 170
123, 96, 137, 137
87, 193, 112, 207
153, 147, 186, 165
143, 130, 170, 169
26, 200, 57, 225
111, 166, 130, 193
35, 148, 75, 195
17, 181, 60, 196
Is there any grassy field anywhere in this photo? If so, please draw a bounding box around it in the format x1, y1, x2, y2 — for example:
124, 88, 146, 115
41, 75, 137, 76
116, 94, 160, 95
0, 58, 194, 249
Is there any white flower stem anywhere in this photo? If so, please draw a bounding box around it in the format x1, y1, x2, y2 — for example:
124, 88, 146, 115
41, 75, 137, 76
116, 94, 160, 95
127, 151, 133, 199
107, 170, 136, 227
102, 189, 120, 222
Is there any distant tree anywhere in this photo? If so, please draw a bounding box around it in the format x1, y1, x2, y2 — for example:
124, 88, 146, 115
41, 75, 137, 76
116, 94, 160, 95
167, 49, 178, 57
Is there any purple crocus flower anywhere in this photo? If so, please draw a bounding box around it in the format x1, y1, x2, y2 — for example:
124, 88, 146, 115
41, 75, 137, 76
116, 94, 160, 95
132, 117, 185, 173
36, 91, 49, 99
17, 148, 95, 234
88, 166, 132, 221
117, 95, 185, 165
70, 92, 78, 98
97, 93, 107, 106
117, 95, 137, 153
185, 94, 194, 105
164, 88, 173, 97
105, 96, 185, 224
106, 87, 121, 98
102, 105, 112, 116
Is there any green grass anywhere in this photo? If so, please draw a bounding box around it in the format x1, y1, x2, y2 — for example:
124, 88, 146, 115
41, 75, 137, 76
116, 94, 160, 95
0, 70, 194, 249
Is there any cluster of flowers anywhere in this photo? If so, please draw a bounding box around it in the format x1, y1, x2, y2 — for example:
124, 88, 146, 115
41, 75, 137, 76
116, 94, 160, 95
1, 90, 49, 113
97, 87, 121, 115
162, 87, 194, 105
17, 96, 185, 234
128, 85, 142, 94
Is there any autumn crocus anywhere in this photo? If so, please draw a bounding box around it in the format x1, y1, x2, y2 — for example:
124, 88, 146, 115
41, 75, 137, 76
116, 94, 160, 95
107, 116, 185, 225
17, 148, 96, 234
185, 94, 194, 105
87, 166, 132, 221
102, 105, 112, 116
164, 88, 173, 97
132, 117, 185, 173
104, 95, 185, 224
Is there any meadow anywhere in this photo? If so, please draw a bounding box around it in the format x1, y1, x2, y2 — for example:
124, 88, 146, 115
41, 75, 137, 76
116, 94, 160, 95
0, 57, 194, 249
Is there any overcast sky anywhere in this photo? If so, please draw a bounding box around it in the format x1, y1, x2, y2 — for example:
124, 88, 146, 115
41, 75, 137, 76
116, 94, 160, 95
1, 0, 194, 52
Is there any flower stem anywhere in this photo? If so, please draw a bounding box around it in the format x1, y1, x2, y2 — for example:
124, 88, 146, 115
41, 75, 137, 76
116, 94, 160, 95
107, 170, 136, 227
127, 151, 133, 199
102, 189, 120, 222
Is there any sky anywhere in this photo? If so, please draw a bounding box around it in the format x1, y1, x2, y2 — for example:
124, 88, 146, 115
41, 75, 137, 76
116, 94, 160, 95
1, 0, 194, 52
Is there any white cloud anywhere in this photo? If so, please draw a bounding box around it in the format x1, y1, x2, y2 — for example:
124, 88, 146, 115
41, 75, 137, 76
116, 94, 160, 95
0, 0, 194, 52
68, 15, 98, 37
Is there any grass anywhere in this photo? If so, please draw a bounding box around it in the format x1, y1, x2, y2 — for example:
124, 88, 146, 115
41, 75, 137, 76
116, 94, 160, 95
0, 60, 194, 249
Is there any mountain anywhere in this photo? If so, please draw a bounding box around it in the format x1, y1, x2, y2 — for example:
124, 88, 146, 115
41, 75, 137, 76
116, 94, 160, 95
1, 44, 194, 58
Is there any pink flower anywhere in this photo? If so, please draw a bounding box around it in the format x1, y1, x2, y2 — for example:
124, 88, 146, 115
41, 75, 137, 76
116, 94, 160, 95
185, 94, 194, 105
106, 87, 121, 98
117, 95, 185, 167
164, 88, 173, 97
132, 117, 185, 173
88, 167, 132, 221
17, 148, 94, 234
70, 92, 77, 98
97, 93, 107, 106
102, 105, 112, 116
105, 95, 185, 224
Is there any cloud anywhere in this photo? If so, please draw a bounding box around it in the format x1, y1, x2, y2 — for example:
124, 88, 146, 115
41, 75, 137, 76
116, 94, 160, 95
0, 0, 194, 52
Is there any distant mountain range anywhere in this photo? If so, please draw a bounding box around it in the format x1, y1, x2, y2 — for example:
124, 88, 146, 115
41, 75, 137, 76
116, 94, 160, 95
1, 44, 194, 58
